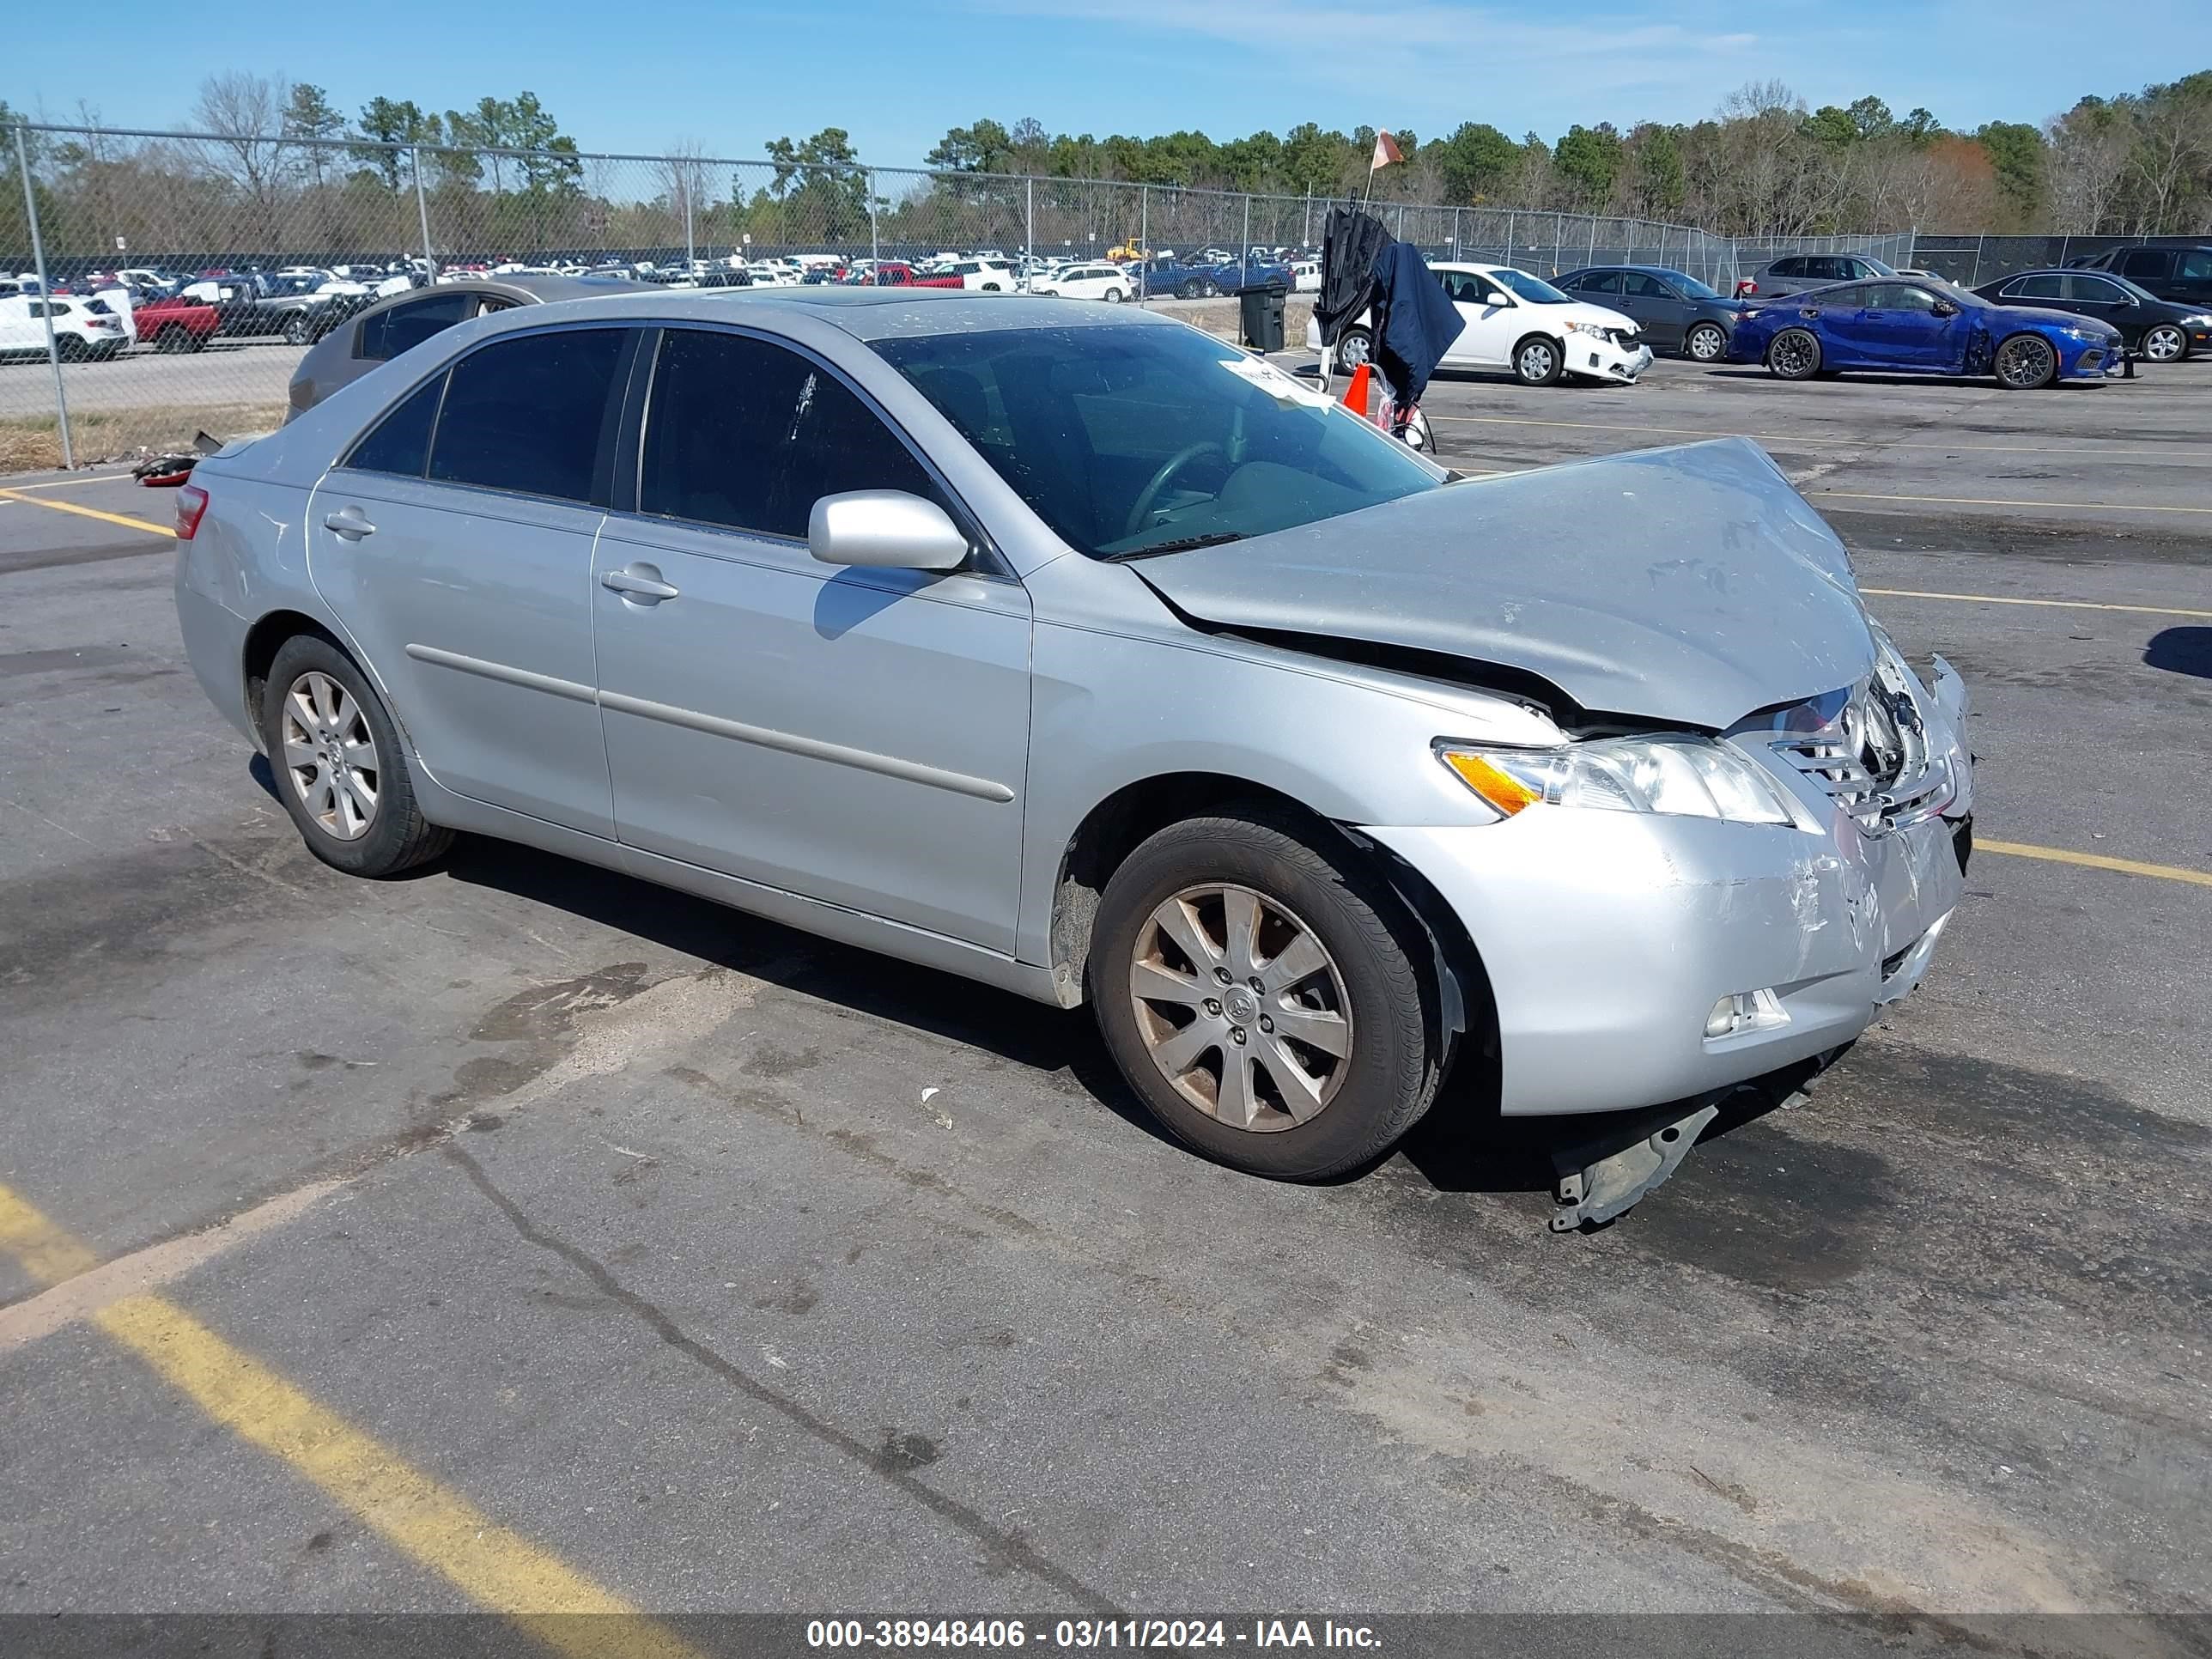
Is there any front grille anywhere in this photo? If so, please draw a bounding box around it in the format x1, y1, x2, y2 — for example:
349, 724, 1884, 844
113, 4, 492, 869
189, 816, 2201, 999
1763, 665, 1954, 837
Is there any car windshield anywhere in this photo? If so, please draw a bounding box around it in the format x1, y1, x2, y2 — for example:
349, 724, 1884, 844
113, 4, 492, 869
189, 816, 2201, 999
873, 323, 1443, 560
1494, 270, 1573, 304
1658, 269, 1722, 300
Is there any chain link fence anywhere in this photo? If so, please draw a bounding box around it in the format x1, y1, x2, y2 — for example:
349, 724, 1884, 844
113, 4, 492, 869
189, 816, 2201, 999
3, 121, 1916, 469
1904, 234, 2209, 289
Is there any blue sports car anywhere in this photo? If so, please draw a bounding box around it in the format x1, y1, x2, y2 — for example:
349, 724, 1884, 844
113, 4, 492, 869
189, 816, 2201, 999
1726, 276, 2124, 388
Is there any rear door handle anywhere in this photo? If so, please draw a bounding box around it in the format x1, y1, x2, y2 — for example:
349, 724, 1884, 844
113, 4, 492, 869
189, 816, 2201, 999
601, 564, 680, 604
322, 504, 375, 541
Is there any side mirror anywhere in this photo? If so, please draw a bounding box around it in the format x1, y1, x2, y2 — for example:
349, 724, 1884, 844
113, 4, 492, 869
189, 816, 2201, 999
1931, 298, 1959, 318
809, 489, 969, 573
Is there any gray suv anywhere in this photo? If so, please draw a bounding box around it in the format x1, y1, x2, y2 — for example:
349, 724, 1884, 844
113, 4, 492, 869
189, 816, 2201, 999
1742, 252, 1899, 298
173, 289, 1972, 1204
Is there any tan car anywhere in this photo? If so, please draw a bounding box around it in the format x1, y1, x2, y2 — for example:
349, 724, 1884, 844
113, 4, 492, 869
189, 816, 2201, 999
285, 274, 648, 420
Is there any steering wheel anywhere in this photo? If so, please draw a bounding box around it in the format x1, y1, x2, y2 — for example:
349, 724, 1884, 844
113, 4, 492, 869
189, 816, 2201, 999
1123, 443, 1224, 539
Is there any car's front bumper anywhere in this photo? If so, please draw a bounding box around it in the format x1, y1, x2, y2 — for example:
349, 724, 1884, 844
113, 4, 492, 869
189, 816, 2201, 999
1568, 336, 1652, 381
1370, 800, 1966, 1115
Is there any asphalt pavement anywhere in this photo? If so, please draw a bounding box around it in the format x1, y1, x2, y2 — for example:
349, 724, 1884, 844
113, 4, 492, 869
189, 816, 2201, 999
1, 356, 2208, 1654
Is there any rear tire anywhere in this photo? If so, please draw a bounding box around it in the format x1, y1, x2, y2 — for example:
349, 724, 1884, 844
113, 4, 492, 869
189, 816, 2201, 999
1766, 327, 1822, 380
1104, 288, 1125, 303
283, 312, 314, 346
155, 325, 192, 354
259, 635, 453, 878
1090, 811, 1443, 1182
1685, 321, 1728, 362
1512, 333, 1564, 386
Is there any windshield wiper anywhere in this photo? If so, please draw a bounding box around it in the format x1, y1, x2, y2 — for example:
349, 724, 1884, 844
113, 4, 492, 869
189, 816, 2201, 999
1103, 532, 1247, 561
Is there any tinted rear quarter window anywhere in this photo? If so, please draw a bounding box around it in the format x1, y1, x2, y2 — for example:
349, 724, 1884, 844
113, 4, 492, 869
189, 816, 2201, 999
2124, 250, 2173, 280
428, 327, 628, 503
641, 328, 942, 540
345, 374, 446, 477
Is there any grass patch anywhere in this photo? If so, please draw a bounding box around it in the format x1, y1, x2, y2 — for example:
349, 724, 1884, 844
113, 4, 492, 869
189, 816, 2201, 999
1, 403, 287, 475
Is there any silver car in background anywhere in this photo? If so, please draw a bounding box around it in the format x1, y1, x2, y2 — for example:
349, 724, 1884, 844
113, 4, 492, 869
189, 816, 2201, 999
175, 289, 1972, 1204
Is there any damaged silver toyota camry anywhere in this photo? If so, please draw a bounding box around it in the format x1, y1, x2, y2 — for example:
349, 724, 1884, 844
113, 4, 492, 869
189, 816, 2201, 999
175, 290, 1972, 1217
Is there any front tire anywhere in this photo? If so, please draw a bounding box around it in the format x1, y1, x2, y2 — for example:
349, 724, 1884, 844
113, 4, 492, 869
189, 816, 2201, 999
2141, 322, 2187, 362
1685, 321, 1728, 362
1512, 333, 1564, 386
1994, 331, 2057, 389
1766, 327, 1822, 380
282, 312, 314, 346
260, 635, 453, 877
155, 325, 193, 354
1090, 811, 1442, 1182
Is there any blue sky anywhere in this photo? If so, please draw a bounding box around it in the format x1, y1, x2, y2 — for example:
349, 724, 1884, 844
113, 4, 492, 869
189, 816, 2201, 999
5, 0, 2195, 168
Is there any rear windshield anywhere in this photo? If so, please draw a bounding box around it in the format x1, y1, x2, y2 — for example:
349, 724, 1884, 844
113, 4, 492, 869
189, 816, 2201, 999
873, 324, 1442, 559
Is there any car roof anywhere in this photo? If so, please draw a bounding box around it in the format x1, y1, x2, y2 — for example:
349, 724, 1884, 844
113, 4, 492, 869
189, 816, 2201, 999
512, 286, 1183, 343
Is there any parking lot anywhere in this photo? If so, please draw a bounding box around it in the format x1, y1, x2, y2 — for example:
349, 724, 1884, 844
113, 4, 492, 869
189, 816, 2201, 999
2, 352, 2208, 1650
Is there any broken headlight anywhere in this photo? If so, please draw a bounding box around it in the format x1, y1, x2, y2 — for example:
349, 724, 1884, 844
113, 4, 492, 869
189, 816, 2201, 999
1438, 735, 1800, 826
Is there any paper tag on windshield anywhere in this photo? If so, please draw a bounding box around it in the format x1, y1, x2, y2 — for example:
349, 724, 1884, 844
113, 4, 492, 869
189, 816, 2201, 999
1218, 355, 1333, 409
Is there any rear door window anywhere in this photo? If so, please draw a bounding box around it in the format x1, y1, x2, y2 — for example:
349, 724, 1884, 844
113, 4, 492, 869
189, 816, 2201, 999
428, 327, 628, 503
2124, 249, 2173, 280
1572, 270, 1621, 294
2063, 275, 2126, 301
639, 327, 945, 541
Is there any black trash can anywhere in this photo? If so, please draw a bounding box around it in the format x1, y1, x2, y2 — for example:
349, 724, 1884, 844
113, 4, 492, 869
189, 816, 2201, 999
1238, 283, 1287, 353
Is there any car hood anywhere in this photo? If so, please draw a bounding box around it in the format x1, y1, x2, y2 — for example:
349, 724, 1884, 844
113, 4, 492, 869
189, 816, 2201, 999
1992, 302, 2122, 338
1133, 436, 1875, 731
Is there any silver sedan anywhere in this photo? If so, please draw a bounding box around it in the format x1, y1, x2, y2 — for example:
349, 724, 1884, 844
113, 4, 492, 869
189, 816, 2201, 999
174, 289, 1972, 1199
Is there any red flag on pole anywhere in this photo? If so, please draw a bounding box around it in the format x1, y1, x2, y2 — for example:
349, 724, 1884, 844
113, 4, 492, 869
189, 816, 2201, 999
1371, 131, 1403, 170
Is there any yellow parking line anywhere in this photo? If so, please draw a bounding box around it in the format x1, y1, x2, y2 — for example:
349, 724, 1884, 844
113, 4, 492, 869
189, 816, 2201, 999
0, 487, 173, 538
0, 471, 137, 491
1861, 586, 2212, 621
1422, 411, 2212, 463
0, 1182, 700, 1659
1981, 839, 2212, 890
1813, 488, 2212, 515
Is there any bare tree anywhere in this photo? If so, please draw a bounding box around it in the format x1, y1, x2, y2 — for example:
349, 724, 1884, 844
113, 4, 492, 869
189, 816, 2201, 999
193, 72, 295, 244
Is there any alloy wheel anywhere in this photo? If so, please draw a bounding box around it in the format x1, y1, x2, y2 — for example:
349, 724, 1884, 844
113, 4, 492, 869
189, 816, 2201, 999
1687, 324, 1726, 362
280, 671, 380, 841
1127, 883, 1352, 1132
1770, 331, 1818, 377
1996, 335, 2056, 389
1336, 330, 1371, 370
1517, 340, 1557, 381
2142, 324, 2185, 362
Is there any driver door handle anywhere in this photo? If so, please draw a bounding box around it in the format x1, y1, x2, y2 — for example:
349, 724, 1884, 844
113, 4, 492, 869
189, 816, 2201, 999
322, 504, 375, 541
601, 564, 680, 604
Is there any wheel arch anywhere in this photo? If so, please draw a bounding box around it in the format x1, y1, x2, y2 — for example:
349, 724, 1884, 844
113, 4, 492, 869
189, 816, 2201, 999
1045, 770, 1496, 1078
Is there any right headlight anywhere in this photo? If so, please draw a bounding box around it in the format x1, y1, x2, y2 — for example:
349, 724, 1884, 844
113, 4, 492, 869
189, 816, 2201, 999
1437, 735, 1801, 826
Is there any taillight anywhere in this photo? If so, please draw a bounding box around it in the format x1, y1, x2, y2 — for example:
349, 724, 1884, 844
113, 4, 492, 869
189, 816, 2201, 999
1735, 280, 1758, 297
174, 484, 210, 540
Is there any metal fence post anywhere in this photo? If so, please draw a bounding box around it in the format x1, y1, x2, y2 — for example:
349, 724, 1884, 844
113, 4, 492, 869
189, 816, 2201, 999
1024, 176, 1034, 275
1240, 194, 1250, 289
1139, 183, 1149, 306
412, 145, 434, 274
869, 170, 880, 266
1587, 214, 1597, 264
682, 161, 696, 268
13, 125, 70, 470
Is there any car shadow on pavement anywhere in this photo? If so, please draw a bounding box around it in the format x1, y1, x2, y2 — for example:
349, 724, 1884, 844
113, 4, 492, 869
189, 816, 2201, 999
434, 836, 1184, 1150
2145, 626, 2212, 679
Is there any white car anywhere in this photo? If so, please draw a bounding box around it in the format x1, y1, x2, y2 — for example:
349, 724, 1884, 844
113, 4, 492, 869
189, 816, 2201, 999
0, 292, 129, 361
1029, 263, 1132, 303
944, 258, 1016, 293
1309, 262, 1653, 386
1290, 259, 1322, 294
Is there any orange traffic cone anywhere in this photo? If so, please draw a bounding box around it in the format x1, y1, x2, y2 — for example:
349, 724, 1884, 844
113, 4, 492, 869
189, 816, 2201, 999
1340, 360, 1370, 418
